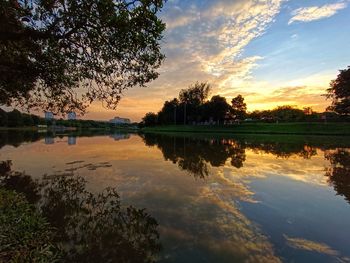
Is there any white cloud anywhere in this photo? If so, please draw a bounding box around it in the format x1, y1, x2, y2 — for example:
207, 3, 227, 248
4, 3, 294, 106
159, 0, 284, 93
288, 2, 347, 24
99, 0, 285, 121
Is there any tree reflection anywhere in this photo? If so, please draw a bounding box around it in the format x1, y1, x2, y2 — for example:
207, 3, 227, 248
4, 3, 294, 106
0, 160, 40, 203
325, 149, 350, 204
141, 134, 247, 178
0, 130, 42, 149
0, 130, 127, 149
0, 161, 161, 263
141, 134, 321, 179
247, 141, 317, 159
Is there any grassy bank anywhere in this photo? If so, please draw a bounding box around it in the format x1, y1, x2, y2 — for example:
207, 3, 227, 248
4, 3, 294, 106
142, 122, 350, 136
0, 126, 39, 131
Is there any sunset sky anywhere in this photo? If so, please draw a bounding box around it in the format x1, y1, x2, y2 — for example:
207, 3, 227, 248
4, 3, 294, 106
85, 0, 350, 122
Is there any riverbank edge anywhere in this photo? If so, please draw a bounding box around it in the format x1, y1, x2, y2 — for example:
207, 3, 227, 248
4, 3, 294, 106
141, 122, 350, 136
0, 126, 139, 132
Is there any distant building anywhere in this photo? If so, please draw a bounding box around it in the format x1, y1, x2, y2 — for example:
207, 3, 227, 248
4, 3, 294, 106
109, 133, 130, 141
44, 111, 54, 120
45, 136, 54, 145
68, 136, 77, 145
67, 112, 77, 120
109, 117, 131, 125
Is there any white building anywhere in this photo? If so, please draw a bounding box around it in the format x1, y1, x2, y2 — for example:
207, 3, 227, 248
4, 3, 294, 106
68, 136, 77, 145
109, 133, 130, 141
109, 117, 131, 125
44, 111, 54, 120
67, 112, 77, 120
44, 136, 54, 144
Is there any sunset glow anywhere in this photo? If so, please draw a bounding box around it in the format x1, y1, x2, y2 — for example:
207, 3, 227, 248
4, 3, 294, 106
80, 0, 350, 122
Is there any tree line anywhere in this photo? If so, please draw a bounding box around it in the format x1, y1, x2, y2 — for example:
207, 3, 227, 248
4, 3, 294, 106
0, 108, 42, 127
141, 84, 345, 127
141, 82, 245, 126
142, 67, 350, 127
0, 108, 116, 129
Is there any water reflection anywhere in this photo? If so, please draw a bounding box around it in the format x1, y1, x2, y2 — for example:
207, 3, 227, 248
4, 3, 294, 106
109, 133, 131, 141
0, 130, 132, 148
0, 130, 41, 149
141, 134, 246, 178
141, 133, 327, 179
325, 149, 350, 204
68, 136, 76, 145
1, 131, 350, 262
0, 161, 161, 263
0, 160, 40, 204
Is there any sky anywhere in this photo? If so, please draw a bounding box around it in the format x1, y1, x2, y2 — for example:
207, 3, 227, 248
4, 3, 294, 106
71, 0, 350, 121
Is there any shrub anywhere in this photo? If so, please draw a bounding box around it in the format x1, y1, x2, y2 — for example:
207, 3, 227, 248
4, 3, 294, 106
0, 189, 59, 262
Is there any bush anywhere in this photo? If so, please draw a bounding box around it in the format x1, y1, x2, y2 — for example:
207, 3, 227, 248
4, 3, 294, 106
0, 189, 59, 262
0, 160, 161, 263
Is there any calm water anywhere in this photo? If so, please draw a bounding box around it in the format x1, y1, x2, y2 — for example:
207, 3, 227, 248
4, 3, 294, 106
1, 130, 350, 263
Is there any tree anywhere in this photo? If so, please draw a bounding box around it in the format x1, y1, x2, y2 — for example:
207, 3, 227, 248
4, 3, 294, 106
142, 112, 158, 127
207, 95, 230, 124
0, 0, 166, 114
326, 66, 350, 115
0, 108, 8, 126
271, 106, 305, 122
31, 114, 41, 126
179, 82, 211, 123
231, 95, 247, 120
7, 109, 23, 127
158, 98, 179, 125
22, 113, 34, 126
179, 82, 211, 106
303, 107, 313, 115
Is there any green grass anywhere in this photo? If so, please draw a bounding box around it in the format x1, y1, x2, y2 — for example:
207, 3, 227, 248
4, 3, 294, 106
0, 127, 38, 131
142, 122, 350, 136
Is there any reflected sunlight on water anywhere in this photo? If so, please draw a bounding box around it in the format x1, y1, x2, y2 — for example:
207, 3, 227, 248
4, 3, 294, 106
0, 131, 350, 262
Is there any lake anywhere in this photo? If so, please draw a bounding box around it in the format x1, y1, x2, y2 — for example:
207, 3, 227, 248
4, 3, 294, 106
1, 130, 350, 263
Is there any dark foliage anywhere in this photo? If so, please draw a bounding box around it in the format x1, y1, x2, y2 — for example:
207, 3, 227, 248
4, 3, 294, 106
0, 189, 59, 262
140, 133, 320, 179
206, 95, 230, 123
0, 161, 161, 262
0, 0, 166, 114
327, 66, 350, 115
325, 149, 350, 203
142, 112, 158, 127
231, 95, 247, 120
143, 81, 333, 126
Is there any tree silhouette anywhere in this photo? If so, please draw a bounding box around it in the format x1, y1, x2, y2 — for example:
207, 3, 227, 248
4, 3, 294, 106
0, 0, 165, 114
326, 66, 350, 115
0, 108, 8, 126
206, 95, 230, 124
7, 109, 23, 127
178, 82, 212, 123
231, 95, 247, 120
142, 112, 158, 127
158, 99, 179, 125
179, 82, 211, 106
